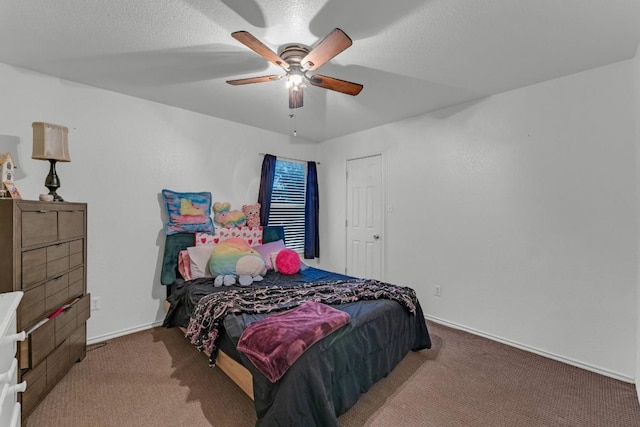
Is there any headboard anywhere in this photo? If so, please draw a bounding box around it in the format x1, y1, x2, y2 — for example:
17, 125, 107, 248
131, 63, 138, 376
160, 225, 285, 286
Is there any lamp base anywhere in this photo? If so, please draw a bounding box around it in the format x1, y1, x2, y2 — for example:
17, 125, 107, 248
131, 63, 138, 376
46, 189, 65, 202
45, 159, 64, 202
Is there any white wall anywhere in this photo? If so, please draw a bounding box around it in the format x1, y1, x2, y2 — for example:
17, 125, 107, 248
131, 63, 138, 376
1, 58, 636, 382
319, 60, 638, 381
0, 63, 319, 342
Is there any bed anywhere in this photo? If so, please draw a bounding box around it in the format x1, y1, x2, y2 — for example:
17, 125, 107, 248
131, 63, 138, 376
161, 226, 431, 426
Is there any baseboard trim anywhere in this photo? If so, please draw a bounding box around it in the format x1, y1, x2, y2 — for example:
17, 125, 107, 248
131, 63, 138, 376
87, 320, 164, 345
87, 316, 634, 384
425, 315, 635, 384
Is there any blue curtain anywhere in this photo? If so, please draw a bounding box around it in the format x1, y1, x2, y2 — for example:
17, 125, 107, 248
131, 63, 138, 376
304, 161, 320, 259
257, 154, 277, 226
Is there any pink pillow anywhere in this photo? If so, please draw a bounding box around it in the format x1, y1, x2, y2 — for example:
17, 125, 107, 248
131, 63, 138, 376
275, 249, 301, 275
253, 239, 286, 270
178, 250, 192, 281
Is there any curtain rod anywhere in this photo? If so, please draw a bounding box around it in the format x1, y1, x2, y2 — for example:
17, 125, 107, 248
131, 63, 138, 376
259, 153, 321, 165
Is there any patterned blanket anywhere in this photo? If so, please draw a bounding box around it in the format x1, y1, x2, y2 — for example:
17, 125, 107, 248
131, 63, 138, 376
185, 279, 419, 366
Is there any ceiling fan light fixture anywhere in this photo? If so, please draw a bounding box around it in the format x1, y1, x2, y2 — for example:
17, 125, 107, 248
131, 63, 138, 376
228, 28, 363, 109
286, 67, 305, 89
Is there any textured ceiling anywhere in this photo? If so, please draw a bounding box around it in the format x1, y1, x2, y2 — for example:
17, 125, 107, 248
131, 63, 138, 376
1, 0, 639, 142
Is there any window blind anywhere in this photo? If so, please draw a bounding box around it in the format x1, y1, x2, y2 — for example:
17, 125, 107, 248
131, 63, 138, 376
268, 159, 306, 252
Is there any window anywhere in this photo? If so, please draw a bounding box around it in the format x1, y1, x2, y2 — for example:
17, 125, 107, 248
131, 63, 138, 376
268, 159, 306, 252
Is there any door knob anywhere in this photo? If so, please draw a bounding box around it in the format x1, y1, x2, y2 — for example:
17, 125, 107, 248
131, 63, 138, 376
373, 234, 380, 240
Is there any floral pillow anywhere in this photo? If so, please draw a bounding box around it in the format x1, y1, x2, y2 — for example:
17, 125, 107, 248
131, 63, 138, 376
162, 189, 215, 235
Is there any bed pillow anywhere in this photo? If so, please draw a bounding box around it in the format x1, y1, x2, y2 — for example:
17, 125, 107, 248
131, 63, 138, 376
253, 239, 286, 270
195, 226, 263, 247
275, 249, 301, 275
187, 244, 216, 279
162, 189, 215, 235
178, 250, 192, 281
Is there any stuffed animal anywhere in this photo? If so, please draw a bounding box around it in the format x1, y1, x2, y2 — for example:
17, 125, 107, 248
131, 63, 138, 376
209, 237, 266, 287
242, 203, 261, 228
213, 202, 247, 227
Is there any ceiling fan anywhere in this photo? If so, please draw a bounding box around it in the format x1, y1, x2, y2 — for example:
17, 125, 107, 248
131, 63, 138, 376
226, 28, 363, 108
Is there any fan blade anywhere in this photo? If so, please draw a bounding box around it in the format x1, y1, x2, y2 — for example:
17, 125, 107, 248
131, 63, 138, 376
226, 75, 282, 85
309, 74, 363, 95
289, 87, 303, 109
232, 31, 290, 70
301, 28, 352, 71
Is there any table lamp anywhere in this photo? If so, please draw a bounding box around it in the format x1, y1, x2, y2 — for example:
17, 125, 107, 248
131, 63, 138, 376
32, 122, 70, 202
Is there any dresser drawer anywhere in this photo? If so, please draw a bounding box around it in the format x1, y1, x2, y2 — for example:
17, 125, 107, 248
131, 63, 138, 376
21, 248, 47, 289
68, 267, 84, 298
47, 256, 69, 279
45, 274, 69, 313
29, 321, 55, 368
59, 211, 84, 240
76, 295, 90, 325
21, 211, 57, 247
46, 243, 69, 262
46, 340, 71, 386
21, 294, 90, 369
69, 323, 86, 363
69, 239, 83, 255
54, 306, 76, 347
18, 287, 46, 331
20, 361, 46, 415
69, 239, 83, 268
22, 241, 81, 291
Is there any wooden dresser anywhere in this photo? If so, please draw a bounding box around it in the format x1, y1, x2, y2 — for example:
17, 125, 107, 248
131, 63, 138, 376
0, 200, 90, 423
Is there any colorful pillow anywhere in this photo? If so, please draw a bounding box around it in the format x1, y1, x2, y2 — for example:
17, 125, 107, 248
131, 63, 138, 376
161, 189, 214, 235
275, 249, 301, 275
253, 239, 286, 270
187, 244, 216, 279
196, 226, 263, 247
208, 238, 265, 277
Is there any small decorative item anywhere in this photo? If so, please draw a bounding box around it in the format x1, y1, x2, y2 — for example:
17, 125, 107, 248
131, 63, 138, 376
31, 122, 71, 202
242, 203, 261, 227
0, 152, 16, 182
213, 202, 247, 227
39, 194, 54, 201
3, 181, 23, 199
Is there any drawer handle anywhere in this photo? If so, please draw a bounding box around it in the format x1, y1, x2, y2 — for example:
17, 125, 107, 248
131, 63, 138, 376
38, 210, 48, 213
0, 358, 17, 383
0, 331, 26, 345
10, 381, 27, 393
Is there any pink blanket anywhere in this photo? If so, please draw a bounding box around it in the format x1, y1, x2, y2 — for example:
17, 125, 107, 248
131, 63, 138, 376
237, 301, 350, 383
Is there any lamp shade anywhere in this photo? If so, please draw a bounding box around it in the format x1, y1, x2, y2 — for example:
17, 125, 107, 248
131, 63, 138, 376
32, 122, 71, 162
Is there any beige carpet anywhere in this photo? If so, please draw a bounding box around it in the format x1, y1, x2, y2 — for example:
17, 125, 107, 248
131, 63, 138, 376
26, 322, 640, 427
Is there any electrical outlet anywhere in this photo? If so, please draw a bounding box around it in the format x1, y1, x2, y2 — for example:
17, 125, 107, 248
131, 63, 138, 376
434, 285, 441, 297
91, 296, 101, 311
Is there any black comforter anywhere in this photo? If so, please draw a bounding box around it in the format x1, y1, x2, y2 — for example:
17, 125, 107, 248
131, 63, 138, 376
163, 266, 431, 427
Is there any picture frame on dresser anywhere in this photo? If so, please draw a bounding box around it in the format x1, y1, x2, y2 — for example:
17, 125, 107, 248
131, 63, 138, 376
3, 182, 22, 199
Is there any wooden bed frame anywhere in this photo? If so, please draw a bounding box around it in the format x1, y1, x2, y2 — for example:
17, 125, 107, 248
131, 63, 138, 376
163, 300, 254, 400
